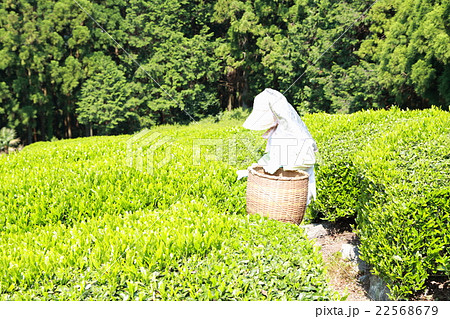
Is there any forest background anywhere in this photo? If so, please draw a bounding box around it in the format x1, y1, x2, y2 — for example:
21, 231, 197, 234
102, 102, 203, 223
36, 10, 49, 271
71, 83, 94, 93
0, 0, 448, 143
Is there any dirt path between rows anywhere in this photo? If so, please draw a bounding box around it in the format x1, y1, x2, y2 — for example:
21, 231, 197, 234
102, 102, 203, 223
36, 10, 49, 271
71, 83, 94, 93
309, 222, 450, 301
311, 224, 370, 301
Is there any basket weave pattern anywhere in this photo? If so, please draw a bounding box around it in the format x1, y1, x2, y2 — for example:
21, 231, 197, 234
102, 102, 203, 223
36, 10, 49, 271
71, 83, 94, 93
246, 166, 309, 225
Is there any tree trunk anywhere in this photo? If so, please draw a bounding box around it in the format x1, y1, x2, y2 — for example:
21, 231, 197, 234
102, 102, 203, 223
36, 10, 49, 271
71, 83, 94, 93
86, 123, 93, 136
241, 70, 249, 108
33, 126, 37, 143
66, 114, 72, 138
27, 124, 32, 145
66, 99, 73, 138
225, 67, 250, 110
63, 114, 68, 138
226, 67, 237, 110
39, 111, 47, 141
227, 94, 234, 111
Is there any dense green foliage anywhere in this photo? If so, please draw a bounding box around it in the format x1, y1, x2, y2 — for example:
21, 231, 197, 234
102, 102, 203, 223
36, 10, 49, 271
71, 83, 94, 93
0, 115, 339, 300
1, 0, 448, 143
0, 126, 19, 153
359, 0, 450, 108
76, 58, 137, 135
1, 108, 448, 300
307, 107, 450, 299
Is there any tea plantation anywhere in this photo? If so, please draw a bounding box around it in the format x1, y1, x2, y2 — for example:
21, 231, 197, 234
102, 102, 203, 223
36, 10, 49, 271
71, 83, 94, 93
0, 108, 448, 300
308, 107, 450, 299
0, 112, 338, 301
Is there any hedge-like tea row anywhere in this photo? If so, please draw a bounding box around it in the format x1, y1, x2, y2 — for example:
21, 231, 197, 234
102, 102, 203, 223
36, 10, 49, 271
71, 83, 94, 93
0, 118, 338, 300
1, 108, 447, 300
307, 107, 450, 299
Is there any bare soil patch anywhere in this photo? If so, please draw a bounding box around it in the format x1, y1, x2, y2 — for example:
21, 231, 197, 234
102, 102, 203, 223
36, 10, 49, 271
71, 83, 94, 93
312, 222, 370, 301
413, 277, 450, 301
312, 222, 450, 301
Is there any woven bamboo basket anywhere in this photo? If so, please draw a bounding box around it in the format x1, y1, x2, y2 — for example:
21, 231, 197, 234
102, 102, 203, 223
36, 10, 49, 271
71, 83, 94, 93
246, 165, 309, 225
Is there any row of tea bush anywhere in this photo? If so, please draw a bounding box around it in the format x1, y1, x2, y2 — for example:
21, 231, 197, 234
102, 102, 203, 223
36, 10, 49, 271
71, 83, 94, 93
307, 107, 449, 299
0, 118, 338, 300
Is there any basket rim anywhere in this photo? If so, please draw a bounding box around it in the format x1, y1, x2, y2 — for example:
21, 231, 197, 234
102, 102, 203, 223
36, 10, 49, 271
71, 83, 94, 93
248, 165, 309, 181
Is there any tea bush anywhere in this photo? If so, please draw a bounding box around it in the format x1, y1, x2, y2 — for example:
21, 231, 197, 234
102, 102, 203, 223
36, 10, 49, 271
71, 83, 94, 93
1, 107, 448, 300
0, 116, 338, 300
306, 107, 450, 299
